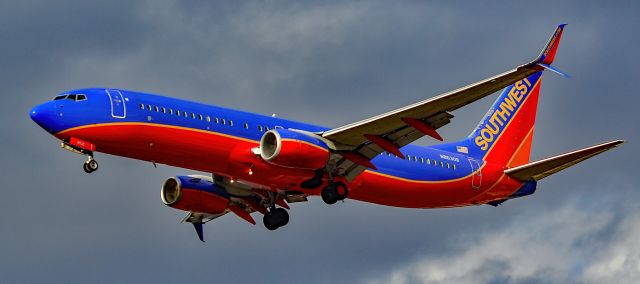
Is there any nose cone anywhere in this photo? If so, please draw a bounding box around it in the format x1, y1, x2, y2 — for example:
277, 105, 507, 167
30, 102, 57, 133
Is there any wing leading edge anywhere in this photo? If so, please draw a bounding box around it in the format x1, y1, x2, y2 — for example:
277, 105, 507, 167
322, 25, 568, 180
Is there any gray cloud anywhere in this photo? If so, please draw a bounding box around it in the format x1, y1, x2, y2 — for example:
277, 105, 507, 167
369, 195, 640, 284
1, 1, 638, 283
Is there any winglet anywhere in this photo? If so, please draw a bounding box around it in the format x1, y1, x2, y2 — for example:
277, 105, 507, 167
535, 24, 567, 65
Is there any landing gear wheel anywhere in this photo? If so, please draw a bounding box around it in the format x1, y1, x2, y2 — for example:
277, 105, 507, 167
273, 208, 289, 227
321, 184, 340, 205
87, 159, 99, 172
263, 213, 279, 231
262, 208, 290, 230
83, 158, 98, 173
83, 162, 92, 173
263, 208, 290, 230
322, 183, 349, 205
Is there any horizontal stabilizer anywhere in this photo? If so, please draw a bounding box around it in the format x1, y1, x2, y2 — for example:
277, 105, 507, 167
505, 140, 624, 181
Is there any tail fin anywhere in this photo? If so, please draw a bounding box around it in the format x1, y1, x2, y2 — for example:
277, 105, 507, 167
444, 25, 567, 167
467, 71, 543, 166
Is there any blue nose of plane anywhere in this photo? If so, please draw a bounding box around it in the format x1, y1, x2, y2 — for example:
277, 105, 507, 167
30, 102, 57, 133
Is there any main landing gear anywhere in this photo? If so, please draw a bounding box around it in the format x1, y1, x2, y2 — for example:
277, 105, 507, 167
262, 192, 290, 230
321, 182, 348, 205
263, 207, 289, 230
83, 156, 99, 173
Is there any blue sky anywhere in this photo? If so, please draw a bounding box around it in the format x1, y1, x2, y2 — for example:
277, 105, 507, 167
2, 1, 638, 283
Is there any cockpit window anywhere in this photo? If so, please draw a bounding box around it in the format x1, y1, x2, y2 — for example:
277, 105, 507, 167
53, 94, 87, 102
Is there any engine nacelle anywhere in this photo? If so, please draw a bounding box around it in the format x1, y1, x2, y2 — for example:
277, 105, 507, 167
161, 175, 230, 214
259, 129, 330, 169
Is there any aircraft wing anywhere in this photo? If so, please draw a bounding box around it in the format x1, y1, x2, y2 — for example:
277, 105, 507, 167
322, 25, 567, 181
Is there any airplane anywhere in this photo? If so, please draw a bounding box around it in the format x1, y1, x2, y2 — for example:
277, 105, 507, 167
30, 24, 624, 242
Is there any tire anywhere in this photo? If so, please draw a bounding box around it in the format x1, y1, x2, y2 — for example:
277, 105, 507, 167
87, 159, 99, 171
273, 208, 289, 227
263, 212, 279, 231
83, 162, 92, 173
321, 184, 339, 205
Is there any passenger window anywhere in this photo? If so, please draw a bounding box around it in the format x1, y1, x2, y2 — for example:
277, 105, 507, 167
446, 163, 450, 169
183, 112, 188, 118
414, 156, 418, 162
154, 106, 159, 112
453, 164, 457, 170
440, 161, 444, 167
214, 117, 219, 124
426, 159, 431, 165
407, 155, 411, 160
420, 157, 424, 163
244, 122, 249, 129
206, 116, 211, 122
139, 103, 144, 109
198, 114, 203, 120
169, 109, 174, 115
147, 105, 152, 111
176, 110, 181, 116
229, 120, 234, 126
162, 107, 166, 113
221, 118, 226, 125
258, 125, 263, 132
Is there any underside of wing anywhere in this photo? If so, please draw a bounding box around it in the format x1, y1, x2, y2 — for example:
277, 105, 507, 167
321, 25, 568, 181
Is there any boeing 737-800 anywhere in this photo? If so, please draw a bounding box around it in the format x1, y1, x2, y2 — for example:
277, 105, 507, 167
30, 25, 623, 241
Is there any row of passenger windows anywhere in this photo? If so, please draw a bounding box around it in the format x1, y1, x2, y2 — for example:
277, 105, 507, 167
384, 152, 457, 170
139, 103, 273, 132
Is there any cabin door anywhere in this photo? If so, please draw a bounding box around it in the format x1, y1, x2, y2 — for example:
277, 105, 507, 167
106, 89, 126, 118
468, 158, 482, 190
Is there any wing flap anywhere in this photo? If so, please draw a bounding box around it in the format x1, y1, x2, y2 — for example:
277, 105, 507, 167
504, 140, 624, 181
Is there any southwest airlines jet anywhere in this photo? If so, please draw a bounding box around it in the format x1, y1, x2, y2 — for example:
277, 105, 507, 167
30, 25, 623, 241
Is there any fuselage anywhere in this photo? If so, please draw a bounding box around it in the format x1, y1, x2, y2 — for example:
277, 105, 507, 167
30, 88, 533, 208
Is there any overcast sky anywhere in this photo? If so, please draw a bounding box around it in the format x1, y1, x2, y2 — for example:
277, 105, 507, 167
1, 1, 638, 283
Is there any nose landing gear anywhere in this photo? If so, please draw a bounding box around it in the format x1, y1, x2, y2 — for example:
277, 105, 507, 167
83, 156, 99, 173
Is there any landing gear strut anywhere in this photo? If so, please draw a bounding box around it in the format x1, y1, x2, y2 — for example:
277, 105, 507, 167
83, 156, 99, 173
321, 182, 348, 205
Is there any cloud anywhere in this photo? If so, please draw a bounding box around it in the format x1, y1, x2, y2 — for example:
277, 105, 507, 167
369, 199, 640, 284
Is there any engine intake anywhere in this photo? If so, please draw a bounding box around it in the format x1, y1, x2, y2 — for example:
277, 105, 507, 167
259, 129, 330, 169
160, 175, 230, 214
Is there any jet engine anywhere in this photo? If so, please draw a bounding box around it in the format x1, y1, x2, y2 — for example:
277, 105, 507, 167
259, 129, 330, 169
161, 175, 230, 214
